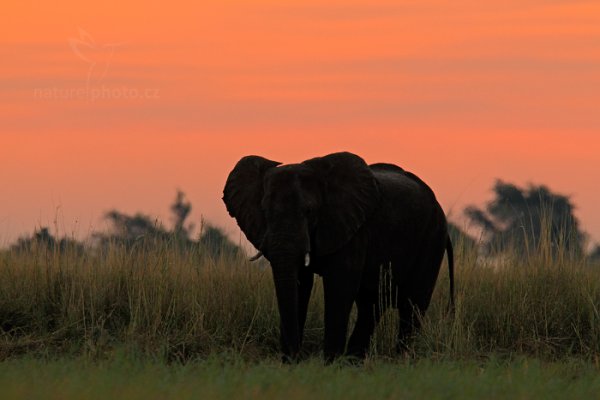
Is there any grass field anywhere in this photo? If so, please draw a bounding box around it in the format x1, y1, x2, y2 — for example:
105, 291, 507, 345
2, 356, 600, 399
1, 235, 600, 398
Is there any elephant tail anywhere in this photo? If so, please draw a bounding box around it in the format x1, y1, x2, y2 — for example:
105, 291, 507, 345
446, 235, 455, 312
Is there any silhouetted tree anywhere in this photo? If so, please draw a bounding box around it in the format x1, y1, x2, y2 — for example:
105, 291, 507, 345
464, 180, 584, 258
11, 227, 84, 254
171, 189, 193, 237
94, 190, 240, 259
103, 210, 169, 241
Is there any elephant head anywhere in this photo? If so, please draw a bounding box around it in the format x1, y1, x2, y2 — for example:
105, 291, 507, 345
222, 152, 379, 358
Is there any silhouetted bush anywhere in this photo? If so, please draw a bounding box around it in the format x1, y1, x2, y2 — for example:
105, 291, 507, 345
92, 190, 242, 260
465, 180, 584, 259
10, 227, 84, 254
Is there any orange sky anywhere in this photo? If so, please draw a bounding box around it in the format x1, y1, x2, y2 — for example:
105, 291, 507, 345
1, 1, 600, 246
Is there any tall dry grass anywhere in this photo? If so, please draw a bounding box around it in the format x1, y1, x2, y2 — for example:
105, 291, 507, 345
1, 229, 600, 362
0, 239, 293, 361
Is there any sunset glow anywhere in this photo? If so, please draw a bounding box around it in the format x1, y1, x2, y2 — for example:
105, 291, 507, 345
1, 1, 599, 245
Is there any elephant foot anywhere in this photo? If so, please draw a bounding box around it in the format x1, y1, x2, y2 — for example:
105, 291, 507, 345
396, 340, 417, 361
345, 347, 369, 361
322, 354, 364, 367
343, 355, 366, 366
280, 353, 301, 364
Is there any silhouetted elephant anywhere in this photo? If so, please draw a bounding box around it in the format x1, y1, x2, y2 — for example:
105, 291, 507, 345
223, 152, 454, 361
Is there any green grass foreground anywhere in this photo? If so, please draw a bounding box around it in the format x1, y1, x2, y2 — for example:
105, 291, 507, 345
1, 355, 600, 399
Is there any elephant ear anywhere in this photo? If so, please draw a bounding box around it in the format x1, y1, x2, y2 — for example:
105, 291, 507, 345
223, 156, 281, 250
303, 152, 379, 255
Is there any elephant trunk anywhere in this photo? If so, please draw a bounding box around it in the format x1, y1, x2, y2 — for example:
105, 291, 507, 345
271, 260, 301, 361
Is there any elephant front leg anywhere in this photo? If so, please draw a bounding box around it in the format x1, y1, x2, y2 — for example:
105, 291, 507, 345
297, 268, 314, 351
322, 267, 361, 362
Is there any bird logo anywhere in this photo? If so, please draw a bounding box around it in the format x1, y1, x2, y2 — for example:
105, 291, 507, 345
68, 28, 126, 87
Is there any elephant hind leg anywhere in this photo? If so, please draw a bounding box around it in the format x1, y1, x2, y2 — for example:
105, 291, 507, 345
396, 297, 421, 351
396, 239, 446, 351
346, 295, 384, 359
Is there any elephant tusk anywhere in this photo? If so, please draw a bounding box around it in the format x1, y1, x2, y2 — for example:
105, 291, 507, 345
249, 251, 263, 262
304, 253, 311, 267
